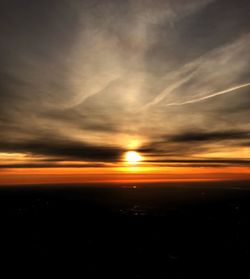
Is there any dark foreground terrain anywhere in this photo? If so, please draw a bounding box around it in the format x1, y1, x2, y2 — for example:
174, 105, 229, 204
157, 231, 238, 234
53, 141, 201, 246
1, 181, 250, 278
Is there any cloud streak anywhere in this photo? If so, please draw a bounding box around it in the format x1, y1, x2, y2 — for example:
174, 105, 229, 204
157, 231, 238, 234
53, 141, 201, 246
164, 83, 250, 107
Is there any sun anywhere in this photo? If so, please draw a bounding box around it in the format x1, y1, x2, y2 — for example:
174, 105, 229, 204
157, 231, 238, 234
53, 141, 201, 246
125, 151, 142, 165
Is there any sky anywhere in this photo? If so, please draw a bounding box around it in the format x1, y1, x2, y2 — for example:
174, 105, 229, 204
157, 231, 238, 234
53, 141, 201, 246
0, 0, 249, 184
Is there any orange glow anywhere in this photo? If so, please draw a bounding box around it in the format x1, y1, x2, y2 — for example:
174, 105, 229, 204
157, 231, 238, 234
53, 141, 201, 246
0, 165, 249, 185
0, 151, 249, 185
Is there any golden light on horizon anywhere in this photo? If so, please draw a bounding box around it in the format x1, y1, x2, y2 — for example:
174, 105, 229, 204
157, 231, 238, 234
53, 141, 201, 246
125, 151, 142, 165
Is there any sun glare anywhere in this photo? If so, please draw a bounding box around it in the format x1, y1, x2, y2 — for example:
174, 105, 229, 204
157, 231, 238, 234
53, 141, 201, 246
125, 151, 142, 165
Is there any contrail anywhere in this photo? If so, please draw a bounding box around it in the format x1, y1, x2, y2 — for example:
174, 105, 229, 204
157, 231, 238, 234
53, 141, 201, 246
142, 74, 193, 110
140, 68, 198, 111
63, 77, 121, 109
164, 83, 250, 107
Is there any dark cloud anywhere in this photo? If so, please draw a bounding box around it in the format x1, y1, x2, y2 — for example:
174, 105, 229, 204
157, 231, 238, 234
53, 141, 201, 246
138, 129, 250, 167
168, 130, 250, 143
0, 163, 106, 169
145, 159, 250, 166
0, 139, 123, 162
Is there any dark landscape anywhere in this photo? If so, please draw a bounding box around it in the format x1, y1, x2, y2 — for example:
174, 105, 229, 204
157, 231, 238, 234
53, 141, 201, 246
1, 181, 250, 278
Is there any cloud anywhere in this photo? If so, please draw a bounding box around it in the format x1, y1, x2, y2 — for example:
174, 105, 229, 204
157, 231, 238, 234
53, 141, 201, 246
0, 163, 106, 169
0, 0, 249, 170
164, 83, 250, 107
168, 130, 250, 142
138, 129, 250, 167
0, 139, 124, 162
145, 159, 250, 167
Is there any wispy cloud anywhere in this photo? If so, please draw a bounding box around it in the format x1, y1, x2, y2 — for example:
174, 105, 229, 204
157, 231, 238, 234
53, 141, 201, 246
164, 83, 250, 107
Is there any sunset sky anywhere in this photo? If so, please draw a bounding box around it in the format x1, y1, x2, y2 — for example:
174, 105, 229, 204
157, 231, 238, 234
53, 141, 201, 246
0, 0, 249, 184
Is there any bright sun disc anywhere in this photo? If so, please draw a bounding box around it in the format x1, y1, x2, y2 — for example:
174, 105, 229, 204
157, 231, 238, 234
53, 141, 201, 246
125, 151, 142, 164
